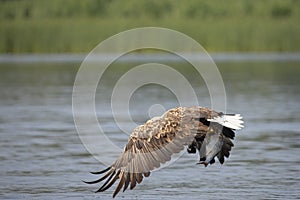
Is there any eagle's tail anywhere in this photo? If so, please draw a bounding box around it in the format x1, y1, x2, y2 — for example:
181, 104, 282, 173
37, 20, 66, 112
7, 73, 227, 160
208, 114, 244, 130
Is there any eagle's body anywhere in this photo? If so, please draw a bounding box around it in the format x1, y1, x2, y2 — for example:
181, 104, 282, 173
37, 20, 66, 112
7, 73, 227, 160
85, 106, 244, 197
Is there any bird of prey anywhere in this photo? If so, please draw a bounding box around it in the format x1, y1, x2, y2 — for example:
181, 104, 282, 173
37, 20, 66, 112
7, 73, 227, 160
84, 106, 244, 197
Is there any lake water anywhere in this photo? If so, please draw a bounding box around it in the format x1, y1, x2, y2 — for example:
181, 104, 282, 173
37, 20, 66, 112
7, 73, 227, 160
0, 54, 299, 199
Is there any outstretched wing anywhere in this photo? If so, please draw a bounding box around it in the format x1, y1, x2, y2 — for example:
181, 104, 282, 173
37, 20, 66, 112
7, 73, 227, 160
85, 106, 219, 197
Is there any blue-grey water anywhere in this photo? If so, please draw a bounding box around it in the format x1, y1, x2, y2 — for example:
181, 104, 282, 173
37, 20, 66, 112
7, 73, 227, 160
0, 55, 299, 199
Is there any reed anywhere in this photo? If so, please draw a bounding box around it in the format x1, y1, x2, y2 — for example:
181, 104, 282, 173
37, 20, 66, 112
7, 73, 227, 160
0, 0, 299, 53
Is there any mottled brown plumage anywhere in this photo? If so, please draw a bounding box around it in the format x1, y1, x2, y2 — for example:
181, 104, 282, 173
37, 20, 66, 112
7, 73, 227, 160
84, 106, 244, 197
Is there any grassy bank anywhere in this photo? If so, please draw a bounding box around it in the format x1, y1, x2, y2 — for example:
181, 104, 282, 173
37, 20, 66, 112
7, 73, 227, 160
0, 0, 299, 53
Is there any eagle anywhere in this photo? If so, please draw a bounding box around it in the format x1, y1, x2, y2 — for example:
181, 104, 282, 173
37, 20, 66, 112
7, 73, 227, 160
84, 106, 244, 197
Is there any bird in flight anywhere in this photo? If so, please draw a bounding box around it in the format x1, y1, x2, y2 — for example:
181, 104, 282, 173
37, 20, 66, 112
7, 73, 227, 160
84, 106, 244, 198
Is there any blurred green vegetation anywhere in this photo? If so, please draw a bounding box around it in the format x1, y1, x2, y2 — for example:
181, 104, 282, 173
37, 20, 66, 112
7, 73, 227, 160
0, 0, 299, 53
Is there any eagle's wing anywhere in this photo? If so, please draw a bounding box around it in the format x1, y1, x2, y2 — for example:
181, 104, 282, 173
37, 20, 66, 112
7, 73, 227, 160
85, 106, 218, 197
86, 106, 241, 197
195, 112, 244, 165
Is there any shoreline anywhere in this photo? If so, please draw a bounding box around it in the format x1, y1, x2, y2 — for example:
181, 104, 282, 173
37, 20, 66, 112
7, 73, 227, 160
1, 52, 300, 64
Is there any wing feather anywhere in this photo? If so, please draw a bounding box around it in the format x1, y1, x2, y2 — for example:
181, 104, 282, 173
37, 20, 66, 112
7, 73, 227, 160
113, 171, 125, 198
96, 170, 116, 192
90, 166, 111, 175
123, 172, 130, 192
83, 169, 114, 184
98, 170, 120, 192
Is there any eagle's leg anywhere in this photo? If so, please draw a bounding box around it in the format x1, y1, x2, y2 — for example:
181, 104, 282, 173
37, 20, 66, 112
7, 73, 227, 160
187, 140, 197, 154
188, 133, 205, 154
197, 157, 215, 167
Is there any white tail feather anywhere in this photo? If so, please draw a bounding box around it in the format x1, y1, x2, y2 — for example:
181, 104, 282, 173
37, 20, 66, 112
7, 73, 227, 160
207, 114, 244, 130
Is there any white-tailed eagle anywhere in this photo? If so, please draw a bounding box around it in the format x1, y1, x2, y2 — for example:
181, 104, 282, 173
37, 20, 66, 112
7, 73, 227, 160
84, 106, 244, 197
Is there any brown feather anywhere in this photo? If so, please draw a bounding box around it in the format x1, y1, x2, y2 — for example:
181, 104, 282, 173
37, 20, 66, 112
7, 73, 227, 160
113, 171, 125, 198
84, 169, 113, 184
130, 172, 136, 190
90, 166, 111, 175
98, 170, 120, 192
96, 170, 116, 192
143, 172, 150, 177
123, 172, 130, 192
136, 173, 143, 184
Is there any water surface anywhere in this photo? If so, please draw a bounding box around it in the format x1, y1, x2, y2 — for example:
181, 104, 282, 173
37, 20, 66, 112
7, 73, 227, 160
0, 57, 299, 199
